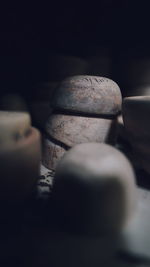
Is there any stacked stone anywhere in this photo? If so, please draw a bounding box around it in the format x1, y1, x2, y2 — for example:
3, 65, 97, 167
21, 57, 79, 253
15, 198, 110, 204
42, 75, 122, 170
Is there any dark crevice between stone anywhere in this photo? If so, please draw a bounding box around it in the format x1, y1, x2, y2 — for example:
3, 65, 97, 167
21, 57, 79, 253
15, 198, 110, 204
43, 132, 70, 151
52, 108, 120, 120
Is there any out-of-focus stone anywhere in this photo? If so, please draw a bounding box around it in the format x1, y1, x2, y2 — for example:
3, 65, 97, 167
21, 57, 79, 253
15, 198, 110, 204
0, 111, 31, 147
52, 143, 136, 235
0, 126, 41, 203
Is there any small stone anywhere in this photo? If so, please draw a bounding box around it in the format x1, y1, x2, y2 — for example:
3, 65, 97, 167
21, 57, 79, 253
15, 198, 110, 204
0, 111, 31, 147
52, 75, 122, 116
52, 143, 136, 235
122, 96, 150, 173
42, 138, 67, 170
46, 114, 117, 147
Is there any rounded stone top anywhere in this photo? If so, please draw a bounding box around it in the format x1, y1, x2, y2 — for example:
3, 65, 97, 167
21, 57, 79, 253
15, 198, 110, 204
52, 76, 122, 116
0, 111, 31, 146
52, 143, 136, 235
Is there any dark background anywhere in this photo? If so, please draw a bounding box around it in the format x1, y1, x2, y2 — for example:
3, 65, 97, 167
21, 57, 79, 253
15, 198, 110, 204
1, 3, 150, 266
1, 1, 150, 97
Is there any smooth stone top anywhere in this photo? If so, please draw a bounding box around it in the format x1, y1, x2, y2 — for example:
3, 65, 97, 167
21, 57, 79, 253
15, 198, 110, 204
52, 143, 136, 235
0, 111, 31, 147
52, 76, 122, 116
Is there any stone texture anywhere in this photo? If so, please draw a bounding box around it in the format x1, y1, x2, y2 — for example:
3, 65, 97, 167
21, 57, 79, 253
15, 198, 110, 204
46, 114, 116, 147
52, 75, 122, 116
42, 138, 67, 170
52, 143, 136, 235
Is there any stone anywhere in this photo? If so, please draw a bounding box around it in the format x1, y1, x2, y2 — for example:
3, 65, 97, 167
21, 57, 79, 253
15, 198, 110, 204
46, 114, 117, 147
0, 126, 41, 203
52, 75, 122, 116
52, 143, 136, 235
0, 111, 31, 147
42, 138, 67, 170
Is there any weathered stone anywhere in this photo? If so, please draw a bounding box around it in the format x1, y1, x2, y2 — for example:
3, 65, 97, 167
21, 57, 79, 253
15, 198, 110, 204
46, 114, 117, 147
52, 143, 136, 235
52, 76, 122, 115
42, 138, 67, 170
